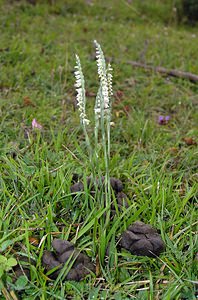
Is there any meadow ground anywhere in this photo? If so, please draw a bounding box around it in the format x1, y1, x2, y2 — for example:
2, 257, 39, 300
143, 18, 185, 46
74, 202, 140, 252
0, 1, 197, 299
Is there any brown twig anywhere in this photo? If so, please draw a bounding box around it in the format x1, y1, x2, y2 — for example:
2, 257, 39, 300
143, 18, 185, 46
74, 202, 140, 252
127, 60, 198, 83
10, 291, 19, 300
2, 287, 12, 300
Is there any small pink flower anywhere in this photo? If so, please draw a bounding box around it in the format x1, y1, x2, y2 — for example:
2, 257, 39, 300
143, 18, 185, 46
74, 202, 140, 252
32, 118, 43, 130
158, 115, 170, 125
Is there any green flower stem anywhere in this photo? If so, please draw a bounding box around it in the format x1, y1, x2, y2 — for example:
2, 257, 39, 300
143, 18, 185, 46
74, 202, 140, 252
100, 103, 111, 227
82, 124, 96, 179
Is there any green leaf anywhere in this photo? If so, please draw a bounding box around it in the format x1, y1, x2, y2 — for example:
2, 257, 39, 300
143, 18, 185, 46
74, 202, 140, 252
14, 275, 28, 291
7, 257, 18, 267
76, 207, 107, 240
0, 269, 4, 279
0, 255, 7, 264
0, 240, 13, 252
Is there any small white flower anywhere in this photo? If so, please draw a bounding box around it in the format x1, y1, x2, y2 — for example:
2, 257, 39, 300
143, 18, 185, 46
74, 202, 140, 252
74, 55, 90, 126
94, 41, 113, 119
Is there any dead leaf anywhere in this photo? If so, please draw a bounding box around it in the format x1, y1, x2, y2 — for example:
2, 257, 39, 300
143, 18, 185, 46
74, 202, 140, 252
123, 105, 131, 114
95, 254, 100, 276
23, 96, 36, 107
167, 147, 178, 154
29, 237, 39, 246
115, 90, 124, 101
182, 137, 197, 146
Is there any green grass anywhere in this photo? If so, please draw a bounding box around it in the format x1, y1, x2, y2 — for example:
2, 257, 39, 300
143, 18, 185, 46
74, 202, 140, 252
0, 0, 198, 299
